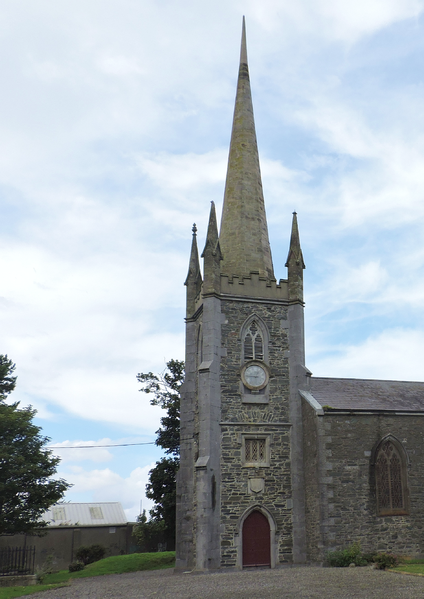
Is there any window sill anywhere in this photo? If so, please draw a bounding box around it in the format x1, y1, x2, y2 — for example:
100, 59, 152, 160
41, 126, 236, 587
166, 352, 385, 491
377, 509, 409, 517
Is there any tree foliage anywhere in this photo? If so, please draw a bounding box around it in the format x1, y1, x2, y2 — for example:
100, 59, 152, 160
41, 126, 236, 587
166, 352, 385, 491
132, 509, 167, 552
134, 359, 184, 549
145, 456, 179, 535
136, 358, 183, 457
0, 355, 17, 401
0, 355, 70, 535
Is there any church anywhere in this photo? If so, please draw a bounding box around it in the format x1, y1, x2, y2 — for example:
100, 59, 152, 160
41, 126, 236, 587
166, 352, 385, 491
175, 19, 424, 570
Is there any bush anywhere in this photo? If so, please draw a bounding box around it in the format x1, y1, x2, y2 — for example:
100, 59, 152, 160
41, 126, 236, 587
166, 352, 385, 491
75, 544, 106, 565
362, 552, 377, 564
36, 553, 55, 583
327, 543, 401, 570
327, 542, 366, 567
68, 561, 84, 572
373, 553, 400, 570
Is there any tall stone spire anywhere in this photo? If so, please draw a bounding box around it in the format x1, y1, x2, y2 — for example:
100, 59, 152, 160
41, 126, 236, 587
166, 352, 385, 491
185, 223, 202, 316
219, 17, 274, 280
285, 211, 305, 302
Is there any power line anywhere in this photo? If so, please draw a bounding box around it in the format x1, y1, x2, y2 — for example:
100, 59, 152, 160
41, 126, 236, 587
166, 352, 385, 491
48, 442, 155, 449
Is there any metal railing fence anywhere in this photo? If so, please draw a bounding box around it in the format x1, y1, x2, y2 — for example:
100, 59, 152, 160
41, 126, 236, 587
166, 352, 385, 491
0, 546, 36, 576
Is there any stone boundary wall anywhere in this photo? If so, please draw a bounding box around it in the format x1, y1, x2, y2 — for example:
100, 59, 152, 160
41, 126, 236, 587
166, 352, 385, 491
0, 575, 36, 587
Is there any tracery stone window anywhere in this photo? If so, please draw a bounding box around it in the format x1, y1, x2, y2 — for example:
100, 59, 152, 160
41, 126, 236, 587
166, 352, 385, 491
375, 438, 409, 516
243, 320, 264, 362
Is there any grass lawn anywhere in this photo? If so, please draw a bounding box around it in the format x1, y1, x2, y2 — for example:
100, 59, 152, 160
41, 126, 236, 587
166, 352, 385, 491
392, 559, 424, 576
0, 551, 175, 599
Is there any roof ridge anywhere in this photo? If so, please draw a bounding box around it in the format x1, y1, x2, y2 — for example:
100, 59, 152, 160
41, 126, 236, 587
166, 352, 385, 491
311, 376, 424, 384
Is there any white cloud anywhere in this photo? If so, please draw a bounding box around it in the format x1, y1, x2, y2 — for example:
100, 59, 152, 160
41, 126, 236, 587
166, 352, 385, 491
243, 0, 424, 43
60, 463, 156, 521
310, 328, 424, 381
309, 260, 389, 317
314, 0, 423, 42
96, 55, 146, 77
48, 439, 115, 463
2, 0, 424, 519
288, 92, 424, 232
1, 212, 186, 429
136, 150, 227, 198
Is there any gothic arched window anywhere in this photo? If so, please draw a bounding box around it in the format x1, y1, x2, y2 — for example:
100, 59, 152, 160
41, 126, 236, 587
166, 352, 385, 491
375, 438, 409, 516
240, 316, 269, 403
243, 320, 264, 362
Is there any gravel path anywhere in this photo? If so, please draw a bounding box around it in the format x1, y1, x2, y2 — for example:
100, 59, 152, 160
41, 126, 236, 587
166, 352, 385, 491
30, 567, 424, 599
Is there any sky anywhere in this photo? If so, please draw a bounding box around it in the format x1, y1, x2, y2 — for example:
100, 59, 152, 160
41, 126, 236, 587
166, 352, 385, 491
2, 0, 424, 522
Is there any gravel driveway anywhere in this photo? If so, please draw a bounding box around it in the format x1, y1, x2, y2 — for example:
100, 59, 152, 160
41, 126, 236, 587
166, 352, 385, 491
31, 567, 424, 599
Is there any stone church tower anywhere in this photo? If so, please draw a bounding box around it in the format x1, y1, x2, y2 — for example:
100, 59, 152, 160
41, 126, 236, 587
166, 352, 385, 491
176, 19, 424, 569
176, 19, 309, 570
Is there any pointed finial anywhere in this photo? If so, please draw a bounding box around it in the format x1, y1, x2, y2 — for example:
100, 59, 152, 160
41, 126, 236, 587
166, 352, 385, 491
185, 220, 203, 315
286, 212, 305, 269
240, 16, 247, 65
203, 202, 219, 254
201, 201, 222, 295
286, 211, 305, 302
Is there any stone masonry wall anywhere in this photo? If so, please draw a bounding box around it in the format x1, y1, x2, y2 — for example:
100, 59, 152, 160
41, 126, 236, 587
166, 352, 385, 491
219, 299, 293, 567
321, 413, 424, 557
302, 398, 322, 562
176, 311, 202, 570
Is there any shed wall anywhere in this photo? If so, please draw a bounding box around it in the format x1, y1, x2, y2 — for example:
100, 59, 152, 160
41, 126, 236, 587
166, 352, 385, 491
0, 525, 135, 571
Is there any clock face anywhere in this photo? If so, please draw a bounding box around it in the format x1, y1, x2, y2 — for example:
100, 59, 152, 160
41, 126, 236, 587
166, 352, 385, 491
243, 364, 267, 389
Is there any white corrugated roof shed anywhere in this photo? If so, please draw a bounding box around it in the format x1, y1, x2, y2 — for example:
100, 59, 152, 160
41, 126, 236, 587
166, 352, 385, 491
41, 502, 128, 527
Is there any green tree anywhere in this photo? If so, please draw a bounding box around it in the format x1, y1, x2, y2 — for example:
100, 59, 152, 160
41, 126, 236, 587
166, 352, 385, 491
0, 355, 70, 535
0, 355, 17, 401
132, 509, 166, 552
135, 359, 183, 549
136, 358, 183, 457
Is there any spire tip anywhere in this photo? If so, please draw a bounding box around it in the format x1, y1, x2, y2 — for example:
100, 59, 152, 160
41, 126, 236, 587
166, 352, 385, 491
240, 16, 247, 65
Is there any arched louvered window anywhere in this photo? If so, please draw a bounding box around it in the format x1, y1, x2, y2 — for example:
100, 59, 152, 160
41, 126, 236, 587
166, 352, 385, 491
243, 320, 264, 362
375, 439, 409, 516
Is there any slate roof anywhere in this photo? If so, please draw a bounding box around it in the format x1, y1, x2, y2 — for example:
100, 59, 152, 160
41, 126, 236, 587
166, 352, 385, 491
41, 502, 128, 527
309, 377, 424, 412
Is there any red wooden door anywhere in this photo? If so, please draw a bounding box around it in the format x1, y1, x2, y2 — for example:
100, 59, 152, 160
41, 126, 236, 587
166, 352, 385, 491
242, 510, 271, 567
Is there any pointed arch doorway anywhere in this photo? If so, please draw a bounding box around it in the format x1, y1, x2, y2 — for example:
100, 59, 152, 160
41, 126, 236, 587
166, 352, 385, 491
242, 510, 271, 567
